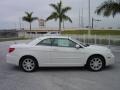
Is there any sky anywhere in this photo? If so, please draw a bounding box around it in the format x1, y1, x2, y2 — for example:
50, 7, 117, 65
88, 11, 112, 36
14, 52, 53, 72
0, 0, 120, 29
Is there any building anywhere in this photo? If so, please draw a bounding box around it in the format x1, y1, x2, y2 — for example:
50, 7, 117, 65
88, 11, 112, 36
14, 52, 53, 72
18, 29, 59, 38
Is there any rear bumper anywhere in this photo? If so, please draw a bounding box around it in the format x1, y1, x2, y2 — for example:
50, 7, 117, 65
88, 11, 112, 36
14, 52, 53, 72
6, 54, 19, 66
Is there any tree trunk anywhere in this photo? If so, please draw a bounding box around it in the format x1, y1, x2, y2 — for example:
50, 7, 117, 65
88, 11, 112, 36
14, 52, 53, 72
59, 20, 61, 34
30, 22, 31, 30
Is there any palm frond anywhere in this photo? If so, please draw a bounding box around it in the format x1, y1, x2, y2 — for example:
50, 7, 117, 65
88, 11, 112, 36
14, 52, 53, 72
95, 0, 120, 17
22, 12, 37, 22
25, 12, 29, 15
112, 3, 120, 17
50, 4, 59, 13
62, 7, 71, 14
63, 15, 72, 23
22, 16, 30, 22
58, 0, 62, 13
95, 0, 113, 15
103, 8, 113, 16
46, 12, 58, 21
25, 12, 33, 17
31, 17, 38, 22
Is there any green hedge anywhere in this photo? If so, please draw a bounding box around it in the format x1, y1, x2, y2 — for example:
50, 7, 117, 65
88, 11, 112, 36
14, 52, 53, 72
62, 30, 120, 35
0, 37, 29, 42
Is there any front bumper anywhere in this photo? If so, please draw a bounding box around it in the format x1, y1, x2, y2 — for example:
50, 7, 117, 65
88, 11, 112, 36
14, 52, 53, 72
105, 53, 115, 66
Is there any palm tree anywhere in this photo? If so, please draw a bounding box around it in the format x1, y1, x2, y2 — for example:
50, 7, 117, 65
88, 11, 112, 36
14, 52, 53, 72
46, 0, 72, 33
95, 0, 120, 17
22, 12, 38, 30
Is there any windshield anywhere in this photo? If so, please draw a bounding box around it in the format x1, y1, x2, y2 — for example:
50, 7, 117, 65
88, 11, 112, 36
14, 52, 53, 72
71, 38, 90, 47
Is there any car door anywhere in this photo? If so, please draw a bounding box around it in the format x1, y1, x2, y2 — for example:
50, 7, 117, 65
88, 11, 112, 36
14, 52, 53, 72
34, 38, 52, 66
50, 38, 85, 66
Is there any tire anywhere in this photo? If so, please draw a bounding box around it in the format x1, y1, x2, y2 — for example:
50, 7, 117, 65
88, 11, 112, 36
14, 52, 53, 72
87, 56, 105, 71
20, 56, 38, 72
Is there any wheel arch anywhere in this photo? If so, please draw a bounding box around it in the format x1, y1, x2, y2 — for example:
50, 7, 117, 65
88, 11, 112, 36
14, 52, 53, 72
86, 54, 106, 66
19, 55, 39, 67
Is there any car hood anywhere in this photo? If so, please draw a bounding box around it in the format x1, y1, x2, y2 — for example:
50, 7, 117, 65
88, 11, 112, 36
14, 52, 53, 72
86, 45, 110, 52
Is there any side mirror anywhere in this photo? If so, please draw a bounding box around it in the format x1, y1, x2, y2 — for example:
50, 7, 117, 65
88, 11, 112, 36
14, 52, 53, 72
75, 44, 80, 49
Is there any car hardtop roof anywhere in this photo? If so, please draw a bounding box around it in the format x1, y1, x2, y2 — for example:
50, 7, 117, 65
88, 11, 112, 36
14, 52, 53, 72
29, 35, 73, 45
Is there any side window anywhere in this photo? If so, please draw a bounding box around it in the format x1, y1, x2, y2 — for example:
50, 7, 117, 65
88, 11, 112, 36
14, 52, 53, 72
52, 38, 76, 47
37, 38, 52, 46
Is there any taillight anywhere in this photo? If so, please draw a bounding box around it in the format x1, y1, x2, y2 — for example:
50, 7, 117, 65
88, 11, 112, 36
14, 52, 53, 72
9, 48, 15, 53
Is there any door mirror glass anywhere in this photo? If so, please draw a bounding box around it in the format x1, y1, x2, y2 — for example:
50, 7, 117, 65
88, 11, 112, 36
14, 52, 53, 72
75, 44, 80, 49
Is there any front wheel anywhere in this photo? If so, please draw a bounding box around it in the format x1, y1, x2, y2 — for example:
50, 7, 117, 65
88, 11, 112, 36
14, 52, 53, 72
20, 57, 38, 72
87, 56, 105, 71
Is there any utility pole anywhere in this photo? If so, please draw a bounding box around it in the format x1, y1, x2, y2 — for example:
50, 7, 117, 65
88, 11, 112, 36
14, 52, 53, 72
92, 17, 101, 29
88, 0, 91, 35
79, 9, 81, 28
81, 8, 84, 28
88, 0, 91, 28
92, 18, 94, 29
19, 17, 22, 30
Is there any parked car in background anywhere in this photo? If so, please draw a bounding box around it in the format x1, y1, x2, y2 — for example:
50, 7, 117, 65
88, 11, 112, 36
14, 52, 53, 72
6, 36, 115, 72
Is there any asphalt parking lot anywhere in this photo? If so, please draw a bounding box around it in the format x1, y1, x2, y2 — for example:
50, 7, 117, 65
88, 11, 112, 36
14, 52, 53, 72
0, 40, 120, 90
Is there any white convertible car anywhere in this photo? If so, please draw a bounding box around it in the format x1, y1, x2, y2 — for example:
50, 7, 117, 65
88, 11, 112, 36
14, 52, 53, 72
6, 36, 115, 72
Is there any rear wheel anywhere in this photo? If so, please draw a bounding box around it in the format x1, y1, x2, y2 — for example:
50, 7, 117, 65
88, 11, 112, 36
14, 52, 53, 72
87, 56, 105, 71
20, 57, 38, 72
